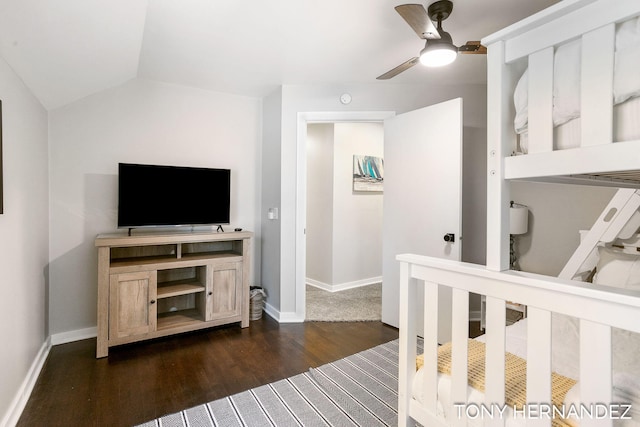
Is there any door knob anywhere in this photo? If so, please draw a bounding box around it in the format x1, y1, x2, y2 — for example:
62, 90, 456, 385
443, 233, 455, 243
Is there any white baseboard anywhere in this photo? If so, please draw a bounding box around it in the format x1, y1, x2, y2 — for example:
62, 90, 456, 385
263, 302, 279, 321
2, 327, 96, 426
50, 326, 97, 346
2, 338, 51, 427
263, 302, 304, 323
305, 278, 331, 291
306, 276, 382, 293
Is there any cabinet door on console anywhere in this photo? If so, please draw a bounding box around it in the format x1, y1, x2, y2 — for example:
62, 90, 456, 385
208, 262, 242, 321
109, 271, 157, 339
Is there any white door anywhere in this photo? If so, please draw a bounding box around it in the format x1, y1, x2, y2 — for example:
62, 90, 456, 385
382, 98, 462, 343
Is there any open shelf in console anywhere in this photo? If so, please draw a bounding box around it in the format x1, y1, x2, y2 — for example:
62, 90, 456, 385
181, 241, 243, 259
110, 244, 178, 263
156, 266, 207, 329
157, 309, 203, 330
157, 265, 207, 296
157, 280, 206, 298
108, 241, 243, 270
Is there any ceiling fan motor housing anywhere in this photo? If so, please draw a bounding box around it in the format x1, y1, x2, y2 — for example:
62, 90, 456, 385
427, 0, 453, 23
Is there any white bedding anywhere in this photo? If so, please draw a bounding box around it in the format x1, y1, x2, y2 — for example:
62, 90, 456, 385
412, 317, 640, 426
518, 95, 640, 153
514, 15, 640, 152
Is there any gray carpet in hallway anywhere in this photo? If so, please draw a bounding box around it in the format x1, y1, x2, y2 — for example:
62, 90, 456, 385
305, 283, 382, 322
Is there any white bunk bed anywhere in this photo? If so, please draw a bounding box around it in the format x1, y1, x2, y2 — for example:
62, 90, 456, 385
398, 1, 640, 426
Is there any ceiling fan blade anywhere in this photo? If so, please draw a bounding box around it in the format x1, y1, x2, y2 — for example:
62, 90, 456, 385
458, 41, 487, 54
376, 57, 420, 80
395, 4, 440, 40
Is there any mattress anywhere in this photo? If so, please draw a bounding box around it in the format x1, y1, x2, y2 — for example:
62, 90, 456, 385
518, 95, 640, 154
412, 317, 640, 426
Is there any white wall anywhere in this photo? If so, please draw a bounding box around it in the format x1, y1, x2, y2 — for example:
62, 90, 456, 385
260, 88, 283, 312
462, 127, 488, 266
462, 127, 488, 314
48, 78, 262, 336
0, 57, 49, 425
510, 181, 616, 276
268, 82, 487, 319
306, 123, 334, 286
332, 122, 383, 286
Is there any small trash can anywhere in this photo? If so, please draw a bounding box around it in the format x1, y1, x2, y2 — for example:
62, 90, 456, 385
249, 286, 266, 321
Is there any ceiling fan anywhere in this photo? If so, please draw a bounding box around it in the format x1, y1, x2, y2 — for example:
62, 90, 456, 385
377, 0, 486, 80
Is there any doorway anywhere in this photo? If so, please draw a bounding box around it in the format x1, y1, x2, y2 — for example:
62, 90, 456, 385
305, 122, 384, 321
295, 111, 395, 321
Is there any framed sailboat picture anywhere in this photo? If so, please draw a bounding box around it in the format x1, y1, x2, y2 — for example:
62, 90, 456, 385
353, 155, 383, 192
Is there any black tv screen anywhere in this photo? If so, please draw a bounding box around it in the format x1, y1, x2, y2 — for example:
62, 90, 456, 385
118, 163, 230, 228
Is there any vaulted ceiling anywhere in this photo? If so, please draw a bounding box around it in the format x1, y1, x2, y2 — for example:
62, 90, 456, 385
0, 0, 559, 110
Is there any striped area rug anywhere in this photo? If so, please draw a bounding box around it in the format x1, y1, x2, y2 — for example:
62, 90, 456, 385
137, 339, 414, 427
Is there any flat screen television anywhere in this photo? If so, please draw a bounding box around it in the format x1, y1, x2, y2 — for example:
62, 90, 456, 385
118, 163, 231, 228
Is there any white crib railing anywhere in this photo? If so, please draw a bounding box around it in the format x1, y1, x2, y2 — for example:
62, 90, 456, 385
397, 254, 640, 427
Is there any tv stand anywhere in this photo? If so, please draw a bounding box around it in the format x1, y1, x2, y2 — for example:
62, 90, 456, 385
95, 230, 253, 358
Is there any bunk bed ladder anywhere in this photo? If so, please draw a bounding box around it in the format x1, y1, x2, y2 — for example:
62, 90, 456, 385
559, 188, 640, 280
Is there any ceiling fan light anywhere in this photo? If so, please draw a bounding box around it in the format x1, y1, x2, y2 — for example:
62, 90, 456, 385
419, 43, 458, 67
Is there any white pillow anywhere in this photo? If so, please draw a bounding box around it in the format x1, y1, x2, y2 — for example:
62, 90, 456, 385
614, 16, 640, 104
513, 16, 640, 135
614, 47, 640, 104
513, 68, 529, 135
616, 16, 640, 52
593, 247, 640, 289
553, 39, 582, 127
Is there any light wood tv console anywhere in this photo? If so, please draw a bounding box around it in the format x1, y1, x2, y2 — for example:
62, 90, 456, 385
95, 231, 252, 358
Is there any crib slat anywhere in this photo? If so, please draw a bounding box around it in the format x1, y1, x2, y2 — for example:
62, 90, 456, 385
398, 262, 417, 427
581, 24, 614, 147
527, 47, 554, 154
451, 289, 469, 427
526, 307, 552, 427
422, 281, 439, 413
580, 320, 612, 427
485, 297, 506, 427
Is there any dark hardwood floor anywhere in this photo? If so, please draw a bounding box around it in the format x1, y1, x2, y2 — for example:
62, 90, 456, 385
17, 317, 398, 427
